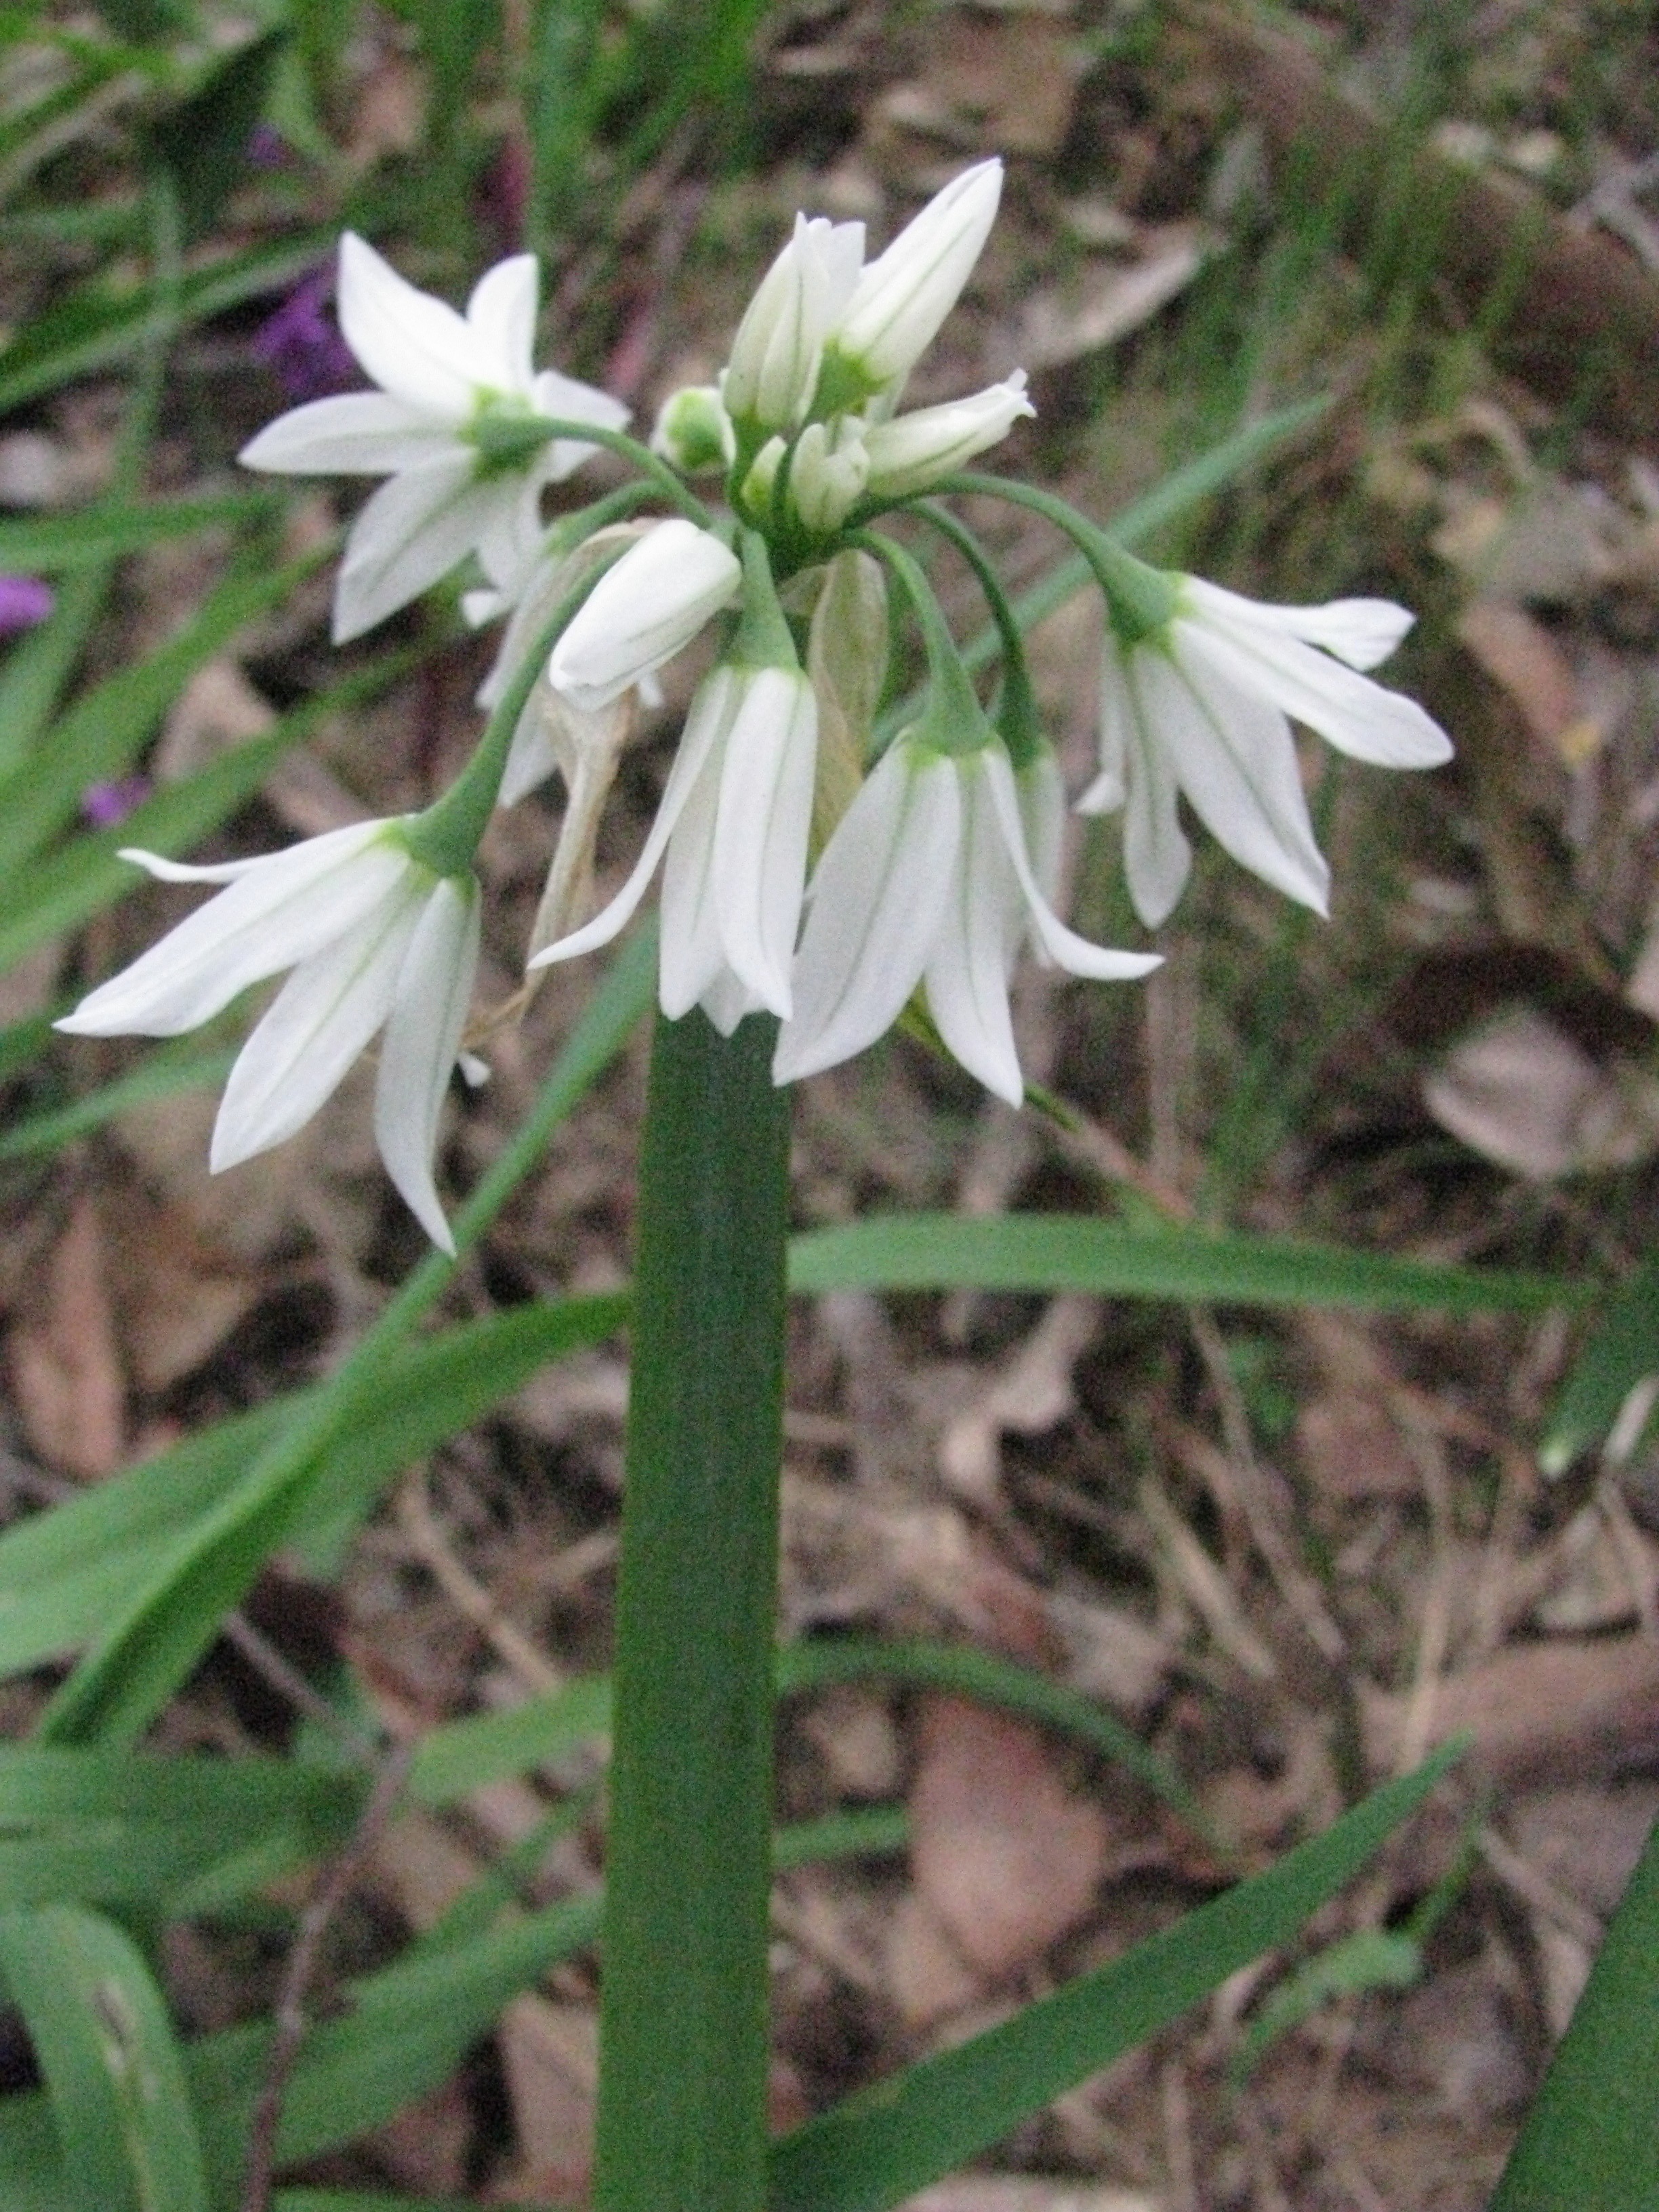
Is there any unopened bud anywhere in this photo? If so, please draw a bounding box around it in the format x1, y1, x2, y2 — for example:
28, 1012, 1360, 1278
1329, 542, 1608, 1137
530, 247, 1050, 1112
863, 374, 1033, 499
790, 419, 870, 535
651, 384, 735, 474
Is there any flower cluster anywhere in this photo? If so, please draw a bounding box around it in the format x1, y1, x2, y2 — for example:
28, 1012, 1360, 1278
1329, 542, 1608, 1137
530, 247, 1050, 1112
63, 168, 1452, 1246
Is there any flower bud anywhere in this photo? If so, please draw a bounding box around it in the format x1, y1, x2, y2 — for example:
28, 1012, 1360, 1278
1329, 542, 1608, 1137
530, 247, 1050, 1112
651, 384, 735, 474
862, 373, 1033, 499
723, 214, 865, 431
737, 434, 787, 521
790, 418, 870, 535
548, 519, 741, 714
825, 161, 1002, 395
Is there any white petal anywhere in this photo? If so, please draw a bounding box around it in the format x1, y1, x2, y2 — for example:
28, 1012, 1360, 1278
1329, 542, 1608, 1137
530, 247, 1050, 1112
861, 373, 1034, 499
1078, 644, 1134, 815
332, 456, 497, 642
530, 369, 632, 480
337, 232, 482, 420
1120, 687, 1191, 928
712, 669, 818, 1016
112, 846, 265, 886
699, 968, 764, 1036
832, 161, 1002, 388
210, 878, 424, 1168
982, 745, 1162, 979
238, 393, 447, 476
547, 520, 741, 712
1017, 748, 1066, 913
465, 254, 539, 394
1149, 629, 1330, 913
1186, 611, 1453, 769
56, 825, 401, 1037
497, 691, 566, 808
922, 764, 1023, 1102
529, 667, 737, 969
1183, 576, 1414, 670
475, 469, 551, 598
657, 733, 729, 1019
772, 743, 960, 1084
374, 875, 481, 1251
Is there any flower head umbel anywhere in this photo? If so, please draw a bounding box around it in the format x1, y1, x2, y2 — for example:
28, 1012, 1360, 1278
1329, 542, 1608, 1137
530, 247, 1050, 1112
239, 233, 629, 643
57, 823, 480, 1250
1079, 557, 1453, 927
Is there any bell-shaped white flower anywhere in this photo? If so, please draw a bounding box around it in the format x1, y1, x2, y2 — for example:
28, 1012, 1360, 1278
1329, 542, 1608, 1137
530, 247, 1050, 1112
1078, 571, 1453, 928
239, 233, 629, 644
530, 659, 819, 1030
773, 734, 1158, 1101
547, 519, 741, 714
723, 214, 866, 432
56, 822, 479, 1250
823, 161, 1002, 400
863, 373, 1033, 500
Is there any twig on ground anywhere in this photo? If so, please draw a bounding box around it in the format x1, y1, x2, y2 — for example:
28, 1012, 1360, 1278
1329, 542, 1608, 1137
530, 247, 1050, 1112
398, 1461, 564, 1693
241, 1740, 413, 2212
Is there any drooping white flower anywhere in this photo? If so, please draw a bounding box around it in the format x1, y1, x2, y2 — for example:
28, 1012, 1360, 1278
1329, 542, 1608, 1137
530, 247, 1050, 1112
823, 161, 1003, 402
547, 519, 742, 714
773, 734, 1158, 1101
56, 823, 479, 1250
722, 214, 866, 432
239, 233, 629, 644
1078, 573, 1454, 928
529, 661, 819, 1031
862, 373, 1033, 500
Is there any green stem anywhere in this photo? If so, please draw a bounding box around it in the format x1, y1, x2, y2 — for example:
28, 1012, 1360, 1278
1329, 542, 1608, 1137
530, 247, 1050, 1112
929, 471, 1183, 643
594, 1008, 792, 2212
904, 500, 1045, 766
852, 530, 994, 758
471, 415, 714, 529
401, 541, 629, 877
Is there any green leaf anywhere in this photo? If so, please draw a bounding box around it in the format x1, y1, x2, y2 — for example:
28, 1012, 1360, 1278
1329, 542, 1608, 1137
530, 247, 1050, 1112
0, 491, 279, 573
148, 31, 287, 241
1229, 1926, 1422, 2085
0, 647, 415, 975
0, 541, 331, 876
0, 1294, 627, 1677
1490, 1814, 1659, 2211
787, 1214, 1578, 1317
1540, 1253, 1659, 1476
0, 1904, 209, 2212
769, 1743, 1464, 2212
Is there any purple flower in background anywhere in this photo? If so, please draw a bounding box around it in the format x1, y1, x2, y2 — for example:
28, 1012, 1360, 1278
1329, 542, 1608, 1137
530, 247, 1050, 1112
81, 776, 150, 828
252, 269, 359, 403
0, 576, 53, 635
246, 123, 293, 170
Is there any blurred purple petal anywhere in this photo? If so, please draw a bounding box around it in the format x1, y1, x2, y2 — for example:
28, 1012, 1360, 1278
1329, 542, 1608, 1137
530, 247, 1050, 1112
246, 123, 293, 169
81, 776, 150, 828
253, 269, 361, 403
0, 576, 53, 635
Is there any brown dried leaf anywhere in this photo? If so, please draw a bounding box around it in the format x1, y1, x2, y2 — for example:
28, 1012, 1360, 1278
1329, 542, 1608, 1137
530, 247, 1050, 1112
1423, 1007, 1659, 1178
902, 2185, 1162, 2212
1362, 1633, 1659, 1782
7, 1193, 124, 1477
909, 1694, 1109, 1978
1296, 1394, 1422, 1502
939, 1296, 1099, 1507
1020, 233, 1210, 369
100, 1181, 262, 1391
499, 1995, 596, 2184
1457, 599, 1602, 764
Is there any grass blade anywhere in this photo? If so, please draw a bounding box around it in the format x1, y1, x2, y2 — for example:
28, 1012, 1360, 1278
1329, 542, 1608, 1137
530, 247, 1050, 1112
1490, 1813, 1659, 2211
769, 1742, 1464, 2212
0, 1904, 209, 2212
787, 1214, 1579, 1317
1540, 1252, 1659, 1477
0, 490, 280, 573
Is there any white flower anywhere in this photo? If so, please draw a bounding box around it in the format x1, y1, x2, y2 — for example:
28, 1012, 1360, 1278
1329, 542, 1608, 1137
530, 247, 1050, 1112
529, 661, 819, 1030
651, 384, 735, 474
239, 233, 629, 644
773, 735, 1158, 1101
723, 214, 866, 431
825, 161, 1002, 400
56, 823, 480, 1250
863, 373, 1033, 499
547, 520, 741, 714
1078, 575, 1454, 927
